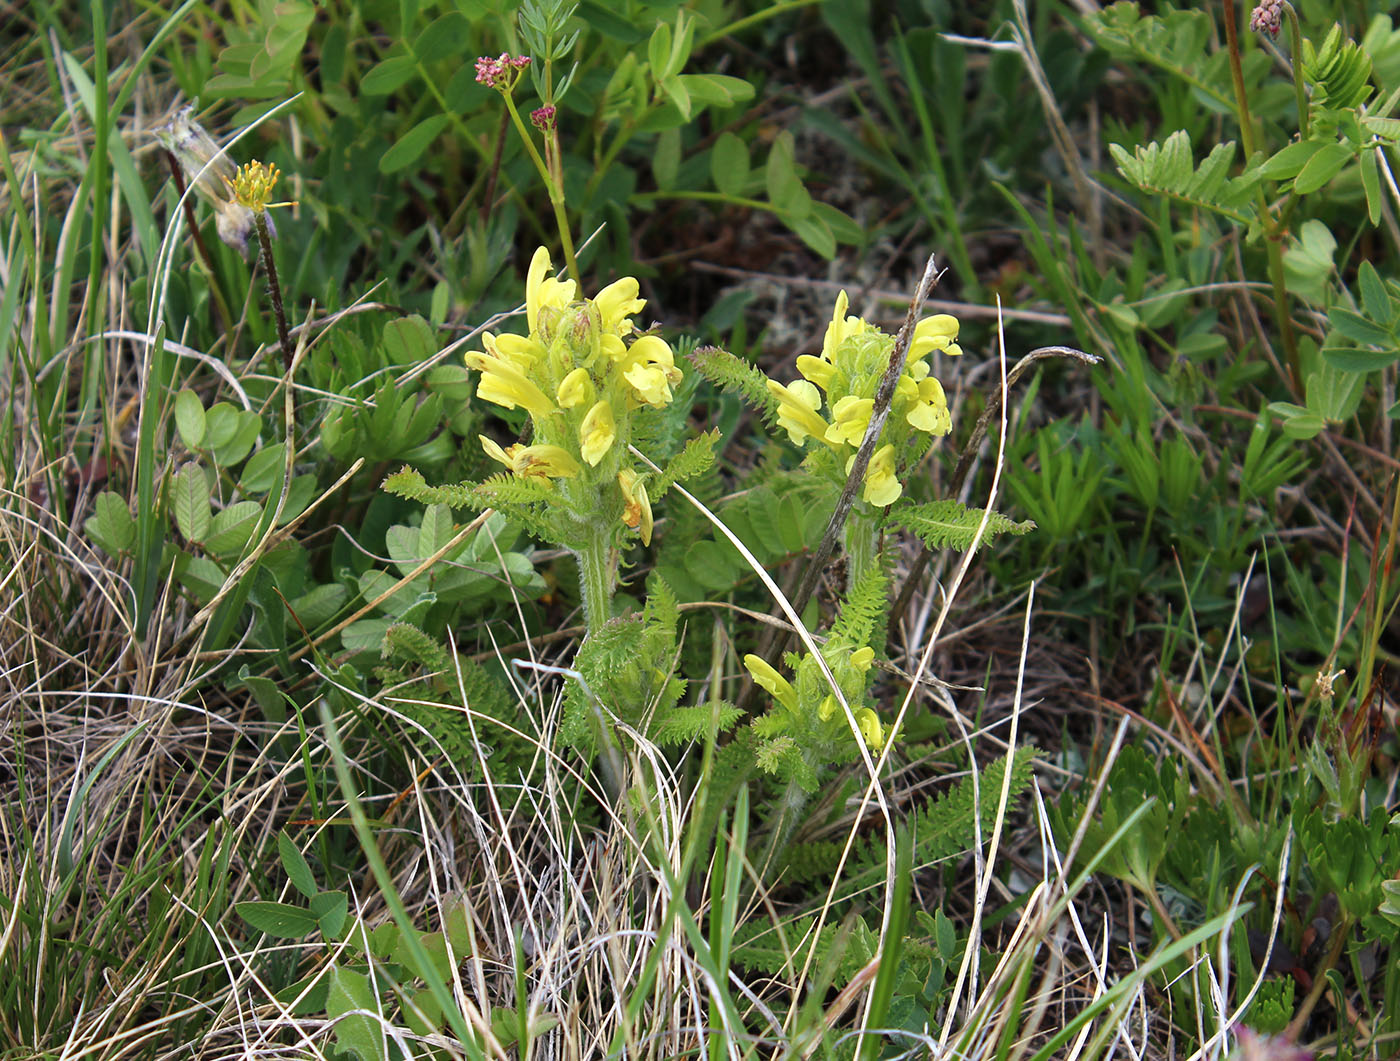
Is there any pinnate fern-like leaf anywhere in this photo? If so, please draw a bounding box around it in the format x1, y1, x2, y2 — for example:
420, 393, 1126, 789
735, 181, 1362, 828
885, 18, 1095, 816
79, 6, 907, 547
891, 499, 1035, 551
650, 429, 719, 501
1108, 130, 1256, 222
383, 467, 481, 509
689, 346, 777, 419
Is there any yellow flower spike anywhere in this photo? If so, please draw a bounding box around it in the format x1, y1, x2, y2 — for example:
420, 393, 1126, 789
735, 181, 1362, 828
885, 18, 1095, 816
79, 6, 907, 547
618, 468, 654, 545
744, 654, 799, 714
850, 646, 875, 672
847, 444, 902, 507
905, 375, 951, 435
855, 708, 885, 749
909, 313, 962, 359
795, 354, 837, 392
579, 399, 617, 466
824, 395, 875, 447
557, 367, 594, 409
594, 275, 647, 335
767, 378, 831, 446
465, 351, 557, 418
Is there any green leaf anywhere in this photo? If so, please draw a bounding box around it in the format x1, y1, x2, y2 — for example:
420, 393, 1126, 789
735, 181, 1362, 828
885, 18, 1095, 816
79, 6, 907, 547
171, 462, 211, 544
240, 442, 288, 494
361, 53, 416, 95
174, 389, 206, 450
381, 315, 436, 366
765, 132, 805, 214
1329, 306, 1394, 345
710, 132, 749, 198
204, 500, 264, 556
786, 210, 834, 258
212, 411, 261, 466
311, 890, 349, 939
86, 491, 135, 553
1357, 260, 1394, 327
1257, 139, 1326, 180
653, 127, 681, 190
413, 13, 469, 63
326, 966, 387, 1061
1293, 141, 1354, 193
1324, 345, 1400, 371
1361, 148, 1383, 224
1267, 402, 1326, 439
380, 114, 450, 174
647, 19, 672, 79
203, 402, 240, 451
679, 73, 753, 107
236, 900, 320, 938
277, 831, 318, 899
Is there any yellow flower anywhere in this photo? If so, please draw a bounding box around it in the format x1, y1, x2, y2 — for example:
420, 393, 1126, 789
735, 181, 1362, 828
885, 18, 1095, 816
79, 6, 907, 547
846, 444, 902, 507
910, 313, 962, 359
618, 468, 654, 545
485, 330, 544, 370
594, 275, 646, 336
525, 246, 577, 334
465, 351, 556, 418
480, 436, 581, 479
557, 367, 594, 409
579, 399, 616, 466
904, 374, 951, 435
822, 290, 876, 359
795, 354, 837, 392
850, 646, 875, 672
818, 694, 838, 721
620, 335, 682, 407
824, 396, 875, 447
767, 379, 830, 446
854, 708, 885, 749
744, 654, 798, 714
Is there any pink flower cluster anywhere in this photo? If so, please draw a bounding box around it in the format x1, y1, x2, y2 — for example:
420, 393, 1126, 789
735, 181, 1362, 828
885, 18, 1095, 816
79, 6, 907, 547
1249, 0, 1283, 37
531, 105, 557, 131
475, 53, 531, 89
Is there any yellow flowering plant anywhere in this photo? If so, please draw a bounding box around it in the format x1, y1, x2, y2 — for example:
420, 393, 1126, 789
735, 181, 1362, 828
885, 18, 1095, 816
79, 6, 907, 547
386, 246, 713, 635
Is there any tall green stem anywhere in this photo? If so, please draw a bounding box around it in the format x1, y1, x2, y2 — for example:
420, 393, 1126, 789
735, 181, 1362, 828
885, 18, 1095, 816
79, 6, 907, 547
575, 522, 617, 637
1223, 0, 1302, 392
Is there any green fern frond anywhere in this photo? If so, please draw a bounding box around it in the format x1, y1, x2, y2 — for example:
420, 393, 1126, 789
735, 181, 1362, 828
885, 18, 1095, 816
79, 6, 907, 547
651, 701, 745, 745
382, 622, 450, 671
829, 558, 889, 647
781, 746, 1039, 896
383, 467, 481, 509
650, 430, 719, 501
390, 656, 529, 775
1108, 131, 1256, 223
890, 499, 1035, 551
731, 912, 879, 982
689, 345, 777, 418
474, 474, 561, 509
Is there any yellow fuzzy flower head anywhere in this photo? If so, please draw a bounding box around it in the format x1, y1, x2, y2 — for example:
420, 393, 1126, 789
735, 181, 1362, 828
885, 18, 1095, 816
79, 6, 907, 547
765, 289, 961, 508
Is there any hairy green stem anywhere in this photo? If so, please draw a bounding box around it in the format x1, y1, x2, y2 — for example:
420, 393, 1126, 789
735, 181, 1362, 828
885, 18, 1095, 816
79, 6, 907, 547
575, 521, 617, 637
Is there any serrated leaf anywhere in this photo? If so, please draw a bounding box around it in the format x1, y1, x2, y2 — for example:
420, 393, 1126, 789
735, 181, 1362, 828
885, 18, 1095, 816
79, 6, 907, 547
381, 114, 449, 174
277, 831, 317, 899
236, 900, 320, 938
171, 463, 211, 543
174, 389, 206, 449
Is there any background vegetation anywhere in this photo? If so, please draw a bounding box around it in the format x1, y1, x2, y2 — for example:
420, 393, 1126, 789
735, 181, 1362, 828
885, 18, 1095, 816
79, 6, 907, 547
0, 0, 1397, 1058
